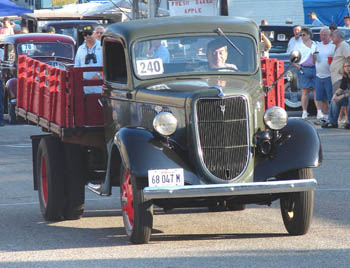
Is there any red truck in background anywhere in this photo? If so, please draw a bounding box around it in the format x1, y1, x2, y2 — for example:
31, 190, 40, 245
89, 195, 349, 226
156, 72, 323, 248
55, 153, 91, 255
15, 15, 320, 245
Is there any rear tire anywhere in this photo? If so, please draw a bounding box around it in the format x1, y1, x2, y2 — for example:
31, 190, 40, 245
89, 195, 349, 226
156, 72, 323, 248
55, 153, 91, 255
63, 143, 85, 220
37, 136, 65, 221
7, 99, 17, 124
120, 164, 153, 244
278, 168, 314, 235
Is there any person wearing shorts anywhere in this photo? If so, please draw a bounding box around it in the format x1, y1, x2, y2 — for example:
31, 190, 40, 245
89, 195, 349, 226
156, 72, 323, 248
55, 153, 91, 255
313, 27, 335, 120
293, 27, 318, 119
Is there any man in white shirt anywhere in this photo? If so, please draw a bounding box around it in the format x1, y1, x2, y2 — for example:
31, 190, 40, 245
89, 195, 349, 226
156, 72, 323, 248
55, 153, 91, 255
287, 25, 302, 53
74, 26, 103, 94
313, 28, 335, 121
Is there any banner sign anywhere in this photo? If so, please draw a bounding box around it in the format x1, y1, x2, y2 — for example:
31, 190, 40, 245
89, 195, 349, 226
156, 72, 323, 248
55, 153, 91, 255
169, 0, 218, 16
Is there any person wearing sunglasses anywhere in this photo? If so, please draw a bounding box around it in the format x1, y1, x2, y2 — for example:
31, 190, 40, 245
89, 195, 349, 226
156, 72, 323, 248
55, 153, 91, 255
292, 27, 319, 119
74, 25, 103, 94
93, 25, 104, 42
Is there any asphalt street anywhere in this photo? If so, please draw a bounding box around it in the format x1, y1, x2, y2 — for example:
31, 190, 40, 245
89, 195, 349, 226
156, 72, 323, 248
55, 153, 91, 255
0, 120, 349, 268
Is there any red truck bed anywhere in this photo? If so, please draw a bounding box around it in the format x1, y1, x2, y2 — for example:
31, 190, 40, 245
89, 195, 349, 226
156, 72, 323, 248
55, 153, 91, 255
16, 55, 104, 138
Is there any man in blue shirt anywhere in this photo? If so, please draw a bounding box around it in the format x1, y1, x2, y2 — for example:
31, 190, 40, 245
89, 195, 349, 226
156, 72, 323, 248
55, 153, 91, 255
150, 40, 170, 63
74, 25, 103, 94
309, 12, 323, 26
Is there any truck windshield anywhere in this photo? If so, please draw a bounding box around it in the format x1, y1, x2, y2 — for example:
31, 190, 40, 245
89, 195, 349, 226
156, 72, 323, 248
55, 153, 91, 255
133, 35, 256, 79
17, 42, 74, 59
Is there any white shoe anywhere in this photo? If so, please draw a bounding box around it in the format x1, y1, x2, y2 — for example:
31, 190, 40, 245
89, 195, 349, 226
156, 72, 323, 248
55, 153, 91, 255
317, 111, 324, 120
338, 119, 346, 127
302, 111, 308, 119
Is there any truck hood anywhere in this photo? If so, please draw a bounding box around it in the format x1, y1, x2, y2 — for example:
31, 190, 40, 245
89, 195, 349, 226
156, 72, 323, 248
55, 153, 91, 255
136, 77, 261, 107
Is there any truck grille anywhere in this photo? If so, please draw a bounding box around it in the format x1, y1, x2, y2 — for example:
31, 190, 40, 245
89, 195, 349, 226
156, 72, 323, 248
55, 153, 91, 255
195, 97, 249, 181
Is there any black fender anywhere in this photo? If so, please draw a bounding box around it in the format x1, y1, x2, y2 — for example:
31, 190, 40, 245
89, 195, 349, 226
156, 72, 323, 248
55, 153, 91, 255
254, 118, 322, 180
115, 127, 200, 185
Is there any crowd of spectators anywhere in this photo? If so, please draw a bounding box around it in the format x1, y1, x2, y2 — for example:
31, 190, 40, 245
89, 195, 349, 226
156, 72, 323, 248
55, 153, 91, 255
282, 13, 350, 129
0, 16, 105, 126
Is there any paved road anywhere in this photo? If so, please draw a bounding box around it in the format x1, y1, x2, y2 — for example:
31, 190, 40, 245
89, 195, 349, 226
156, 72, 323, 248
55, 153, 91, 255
0, 122, 349, 268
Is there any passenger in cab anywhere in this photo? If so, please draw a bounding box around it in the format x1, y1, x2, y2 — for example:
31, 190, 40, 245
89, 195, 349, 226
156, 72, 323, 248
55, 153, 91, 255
148, 40, 170, 63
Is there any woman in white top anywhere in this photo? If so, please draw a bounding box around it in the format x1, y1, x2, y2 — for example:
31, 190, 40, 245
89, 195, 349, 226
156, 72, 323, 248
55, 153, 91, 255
293, 27, 318, 119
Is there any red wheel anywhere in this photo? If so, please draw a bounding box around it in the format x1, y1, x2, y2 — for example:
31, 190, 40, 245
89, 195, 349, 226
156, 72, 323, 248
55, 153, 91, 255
121, 171, 134, 230
37, 136, 65, 221
120, 164, 153, 244
40, 157, 48, 206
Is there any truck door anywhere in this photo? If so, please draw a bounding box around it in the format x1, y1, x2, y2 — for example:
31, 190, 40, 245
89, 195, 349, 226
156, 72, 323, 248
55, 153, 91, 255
102, 37, 135, 143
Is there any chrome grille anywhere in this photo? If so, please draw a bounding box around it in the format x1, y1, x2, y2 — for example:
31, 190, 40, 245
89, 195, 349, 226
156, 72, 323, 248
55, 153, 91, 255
196, 97, 249, 181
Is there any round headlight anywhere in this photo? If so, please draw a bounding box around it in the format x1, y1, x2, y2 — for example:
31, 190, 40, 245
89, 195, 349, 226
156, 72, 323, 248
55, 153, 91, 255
285, 70, 293, 81
264, 106, 288, 130
153, 112, 178, 136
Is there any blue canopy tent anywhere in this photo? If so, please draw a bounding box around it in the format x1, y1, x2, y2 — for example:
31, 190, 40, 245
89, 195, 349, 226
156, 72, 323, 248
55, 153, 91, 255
0, 0, 33, 17
304, 0, 350, 26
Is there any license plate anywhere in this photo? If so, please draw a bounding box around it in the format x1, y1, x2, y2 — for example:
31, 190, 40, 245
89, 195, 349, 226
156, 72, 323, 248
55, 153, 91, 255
148, 168, 184, 187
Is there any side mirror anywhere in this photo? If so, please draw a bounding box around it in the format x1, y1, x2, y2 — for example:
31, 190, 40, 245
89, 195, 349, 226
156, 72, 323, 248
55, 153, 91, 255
289, 50, 301, 64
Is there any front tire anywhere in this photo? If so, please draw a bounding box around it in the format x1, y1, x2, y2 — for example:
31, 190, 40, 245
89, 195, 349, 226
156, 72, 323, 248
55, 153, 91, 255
278, 168, 314, 235
120, 164, 153, 244
37, 136, 65, 221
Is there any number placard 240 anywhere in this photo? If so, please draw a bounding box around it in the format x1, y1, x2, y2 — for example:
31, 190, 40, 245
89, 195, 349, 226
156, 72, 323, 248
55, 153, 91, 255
136, 58, 164, 76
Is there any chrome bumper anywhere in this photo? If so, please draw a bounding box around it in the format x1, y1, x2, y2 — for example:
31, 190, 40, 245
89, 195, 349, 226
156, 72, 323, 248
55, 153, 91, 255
143, 179, 317, 201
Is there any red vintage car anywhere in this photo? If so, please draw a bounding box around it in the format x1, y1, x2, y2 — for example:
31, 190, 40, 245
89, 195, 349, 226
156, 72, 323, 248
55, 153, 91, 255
0, 33, 75, 123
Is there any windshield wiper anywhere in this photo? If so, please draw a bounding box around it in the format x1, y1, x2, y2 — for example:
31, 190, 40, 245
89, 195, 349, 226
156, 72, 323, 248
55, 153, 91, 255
215, 28, 244, 56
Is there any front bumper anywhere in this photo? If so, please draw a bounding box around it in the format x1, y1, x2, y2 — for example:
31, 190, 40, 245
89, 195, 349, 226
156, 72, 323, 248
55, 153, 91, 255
143, 179, 317, 201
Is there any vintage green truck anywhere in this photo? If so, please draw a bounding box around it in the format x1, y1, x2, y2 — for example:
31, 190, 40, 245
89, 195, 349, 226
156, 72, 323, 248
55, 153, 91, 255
17, 16, 321, 244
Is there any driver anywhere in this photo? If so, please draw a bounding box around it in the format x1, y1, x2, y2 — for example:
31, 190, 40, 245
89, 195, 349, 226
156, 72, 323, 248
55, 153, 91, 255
206, 39, 238, 71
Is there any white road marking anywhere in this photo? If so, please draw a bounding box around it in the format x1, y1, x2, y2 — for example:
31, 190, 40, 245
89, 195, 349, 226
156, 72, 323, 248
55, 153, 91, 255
0, 197, 118, 207
0, 143, 32, 148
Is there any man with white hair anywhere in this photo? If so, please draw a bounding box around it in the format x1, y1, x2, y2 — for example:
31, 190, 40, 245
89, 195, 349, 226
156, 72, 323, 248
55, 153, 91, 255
330, 30, 350, 92
322, 30, 350, 128
93, 25, 104, 42
287, 25, 302, 53
313, 27, 335, 121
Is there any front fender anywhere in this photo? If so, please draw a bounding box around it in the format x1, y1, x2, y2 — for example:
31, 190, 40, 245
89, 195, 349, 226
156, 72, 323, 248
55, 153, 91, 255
254, 118, 322, 180
115, 127, 200, 185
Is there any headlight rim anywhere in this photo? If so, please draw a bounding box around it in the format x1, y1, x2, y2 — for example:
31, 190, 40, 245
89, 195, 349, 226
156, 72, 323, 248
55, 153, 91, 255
153, 112, 178, 136
263, 106, 288, 130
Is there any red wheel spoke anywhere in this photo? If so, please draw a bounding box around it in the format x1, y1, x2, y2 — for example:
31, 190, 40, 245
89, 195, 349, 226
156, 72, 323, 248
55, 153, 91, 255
41, 157, 48, 206
121, 171, 134, 226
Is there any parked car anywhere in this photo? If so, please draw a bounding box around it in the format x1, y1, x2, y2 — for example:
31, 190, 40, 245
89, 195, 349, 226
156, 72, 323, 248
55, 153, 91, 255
21, 11, 109, 33
41, 20, 100, 47
0, 33, 75, 123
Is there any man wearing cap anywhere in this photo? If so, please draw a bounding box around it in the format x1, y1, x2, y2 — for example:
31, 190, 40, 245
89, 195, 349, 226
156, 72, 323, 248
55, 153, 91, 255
74, 25, 103, 94
309, 12, 323, 26
344, 16, 350, 28
205, 39, 238, 71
